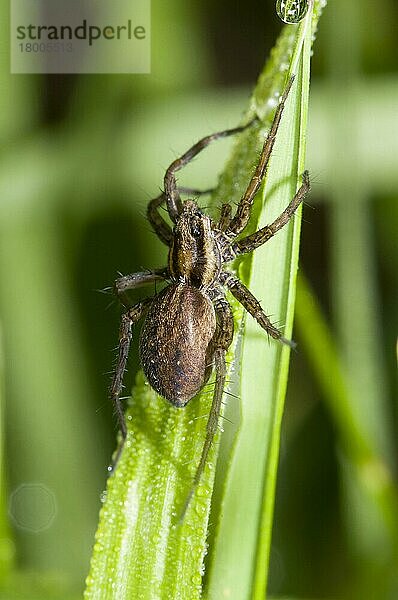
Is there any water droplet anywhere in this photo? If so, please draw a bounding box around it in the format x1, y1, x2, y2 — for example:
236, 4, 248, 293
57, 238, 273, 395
276, 0, 309, 23
196, 484, 209, 497
195, 501, 207, 517
266, 96, 278, 111
191, 573, 202, 586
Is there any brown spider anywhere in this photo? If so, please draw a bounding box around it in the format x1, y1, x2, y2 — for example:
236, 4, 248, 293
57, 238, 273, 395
109, 76, 310, 514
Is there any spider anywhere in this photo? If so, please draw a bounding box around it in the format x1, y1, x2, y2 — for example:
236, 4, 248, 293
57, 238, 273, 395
109, 76, 310, 514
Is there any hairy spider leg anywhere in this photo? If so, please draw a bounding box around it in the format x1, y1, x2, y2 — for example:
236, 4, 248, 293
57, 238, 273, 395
110, 298, 153, 451
220, 272, 295, 348
163, 121, 256, 223
217, 171, 310, 348
217, 203, 233, 231
113, 268, 168, 304
180, 294, 234, 520
147, 192, 174, 246
225, 76, 295, 237
231, 170, 310, 255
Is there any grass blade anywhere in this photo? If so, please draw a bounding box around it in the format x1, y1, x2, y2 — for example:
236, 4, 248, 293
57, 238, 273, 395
206, 4, 325, 599
295, 274, 398, 595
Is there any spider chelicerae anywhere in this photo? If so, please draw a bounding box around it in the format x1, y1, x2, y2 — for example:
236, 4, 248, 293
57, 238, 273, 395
109, 76, 310, 513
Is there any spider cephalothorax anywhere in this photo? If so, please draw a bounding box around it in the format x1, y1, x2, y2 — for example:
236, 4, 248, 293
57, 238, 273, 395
109, 76, 310, 514
168, 200, 221, 287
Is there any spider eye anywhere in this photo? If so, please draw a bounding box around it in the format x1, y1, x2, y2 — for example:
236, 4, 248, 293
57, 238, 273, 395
191, 223, 201, 238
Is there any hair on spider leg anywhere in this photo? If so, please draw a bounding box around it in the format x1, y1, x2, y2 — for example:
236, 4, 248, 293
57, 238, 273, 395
95, 400, 110, 415
103, 298, 118, 312
95, 286, 114, 295
202, 378, 233, 389
223, 390, 240, 400
190, 414, 210, 423
94, 286, 120, 313
180, 455, 202, 468
268, 316, 285, 327
102, 368, 118, 377
302, 198, 315, 211
301, 215, 314, 226
304, 169, 324, 187
109, 345, 123, 354
218, 413, 235, 426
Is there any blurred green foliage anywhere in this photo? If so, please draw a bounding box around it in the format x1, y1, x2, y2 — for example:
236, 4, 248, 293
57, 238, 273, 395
0, 0, 397, 598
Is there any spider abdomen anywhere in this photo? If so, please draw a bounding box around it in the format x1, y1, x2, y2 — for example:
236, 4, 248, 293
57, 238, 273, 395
139, 284, 216, 407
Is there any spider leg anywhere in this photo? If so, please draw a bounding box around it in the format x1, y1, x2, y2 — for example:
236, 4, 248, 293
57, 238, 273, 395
164, 120, 256, 223
114, 268, 168, 306
109, 298, 152, 462
217, 203, 233, 231
231, 170, 310, 256
180, 294, 234, 519
225, 76, 294, 237
147, 192, 173, 246
220, 271, 295, 348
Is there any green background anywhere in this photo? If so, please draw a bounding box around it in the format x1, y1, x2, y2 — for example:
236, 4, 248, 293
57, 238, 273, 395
0, 0, 397, 598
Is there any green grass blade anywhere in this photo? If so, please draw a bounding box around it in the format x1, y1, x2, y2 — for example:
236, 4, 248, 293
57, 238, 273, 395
295, 274, 398, 594
252, 23, 313, 600
295, 274, 398, 522
322, 0, 396, 572
85, 4, 325, 599
207, 4, 324, 599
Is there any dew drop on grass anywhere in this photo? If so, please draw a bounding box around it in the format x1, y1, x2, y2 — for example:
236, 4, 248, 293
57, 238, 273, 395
191, 573, 202, 587
196, 484, 209, 497
195, 501, 207, 517
276, 0, 309, 23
